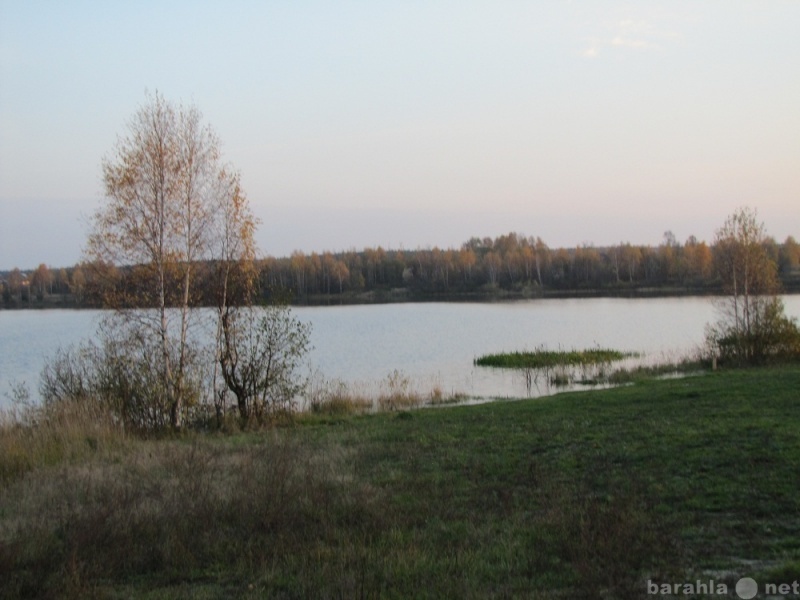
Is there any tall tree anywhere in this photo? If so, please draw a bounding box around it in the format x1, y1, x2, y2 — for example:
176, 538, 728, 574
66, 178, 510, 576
617, 244, 641, 283
71, 264, 86, 302
31, 263, 52, 299
683, 236, 712, 282
483, 251, 502, 286
87, 92, 225, 428
779, 235, 800, 275
533, 237, 549, 287
457, 247, 477, 284
55, 268, 70, 295
7, 268, 23, 300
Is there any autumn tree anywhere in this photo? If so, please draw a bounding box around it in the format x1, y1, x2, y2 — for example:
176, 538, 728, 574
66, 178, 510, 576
320, 252, 336, 294
779, 236, 800, 275
610, 245, 624, 283
332, 259, 349, 293
31, 263, 52, 299
209, 170, 260, 421
574, 244, 600, 285
533, 237, 549, 287
707, 207, 800, 364
484, 251, 501, 286
7, 268, 23, 301
290, 250, 307, 295
457, 247, 477, 285
520, 244, 536, 283
683, 236, 712, 283
70, 264, 86, 303
205, 169, 311, 424
55, 268, 70, 295
87, 92, 226, 428
659, 231, 680, 282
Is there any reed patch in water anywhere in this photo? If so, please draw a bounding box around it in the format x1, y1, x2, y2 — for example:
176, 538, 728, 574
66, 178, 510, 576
474, 347, 637, 369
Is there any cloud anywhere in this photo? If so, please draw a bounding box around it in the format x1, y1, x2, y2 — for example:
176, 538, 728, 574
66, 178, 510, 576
610, 36, 650, 49
618, 19, 649, 33
581, 16, 681, 58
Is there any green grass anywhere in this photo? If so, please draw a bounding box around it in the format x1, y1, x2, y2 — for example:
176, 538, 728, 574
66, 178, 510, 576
474, 348, 637, 369
3, 365, 800, 598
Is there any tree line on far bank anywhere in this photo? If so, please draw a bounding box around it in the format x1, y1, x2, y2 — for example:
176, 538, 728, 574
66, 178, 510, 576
3, 230, 799, 307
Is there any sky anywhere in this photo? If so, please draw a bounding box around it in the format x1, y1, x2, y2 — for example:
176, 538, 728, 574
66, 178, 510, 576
1, 1, 798, 270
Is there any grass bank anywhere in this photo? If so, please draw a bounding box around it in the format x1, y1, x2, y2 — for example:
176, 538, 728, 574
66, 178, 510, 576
2, 366, 800, 598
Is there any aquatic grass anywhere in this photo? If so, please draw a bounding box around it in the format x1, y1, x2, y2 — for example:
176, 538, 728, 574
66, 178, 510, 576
474, 347, 637, 369
377, 370, 422, 411
426, 386, 469, 406
304, 372, 374, 416
549, 366, 572, 386
475, 347, 641, 393
304, 370, 470, 415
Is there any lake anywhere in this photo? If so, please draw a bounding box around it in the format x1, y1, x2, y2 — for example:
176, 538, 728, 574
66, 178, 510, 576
2, 296, 799, 409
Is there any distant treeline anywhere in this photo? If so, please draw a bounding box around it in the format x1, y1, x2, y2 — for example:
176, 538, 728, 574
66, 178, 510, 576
2, 231, 799, 307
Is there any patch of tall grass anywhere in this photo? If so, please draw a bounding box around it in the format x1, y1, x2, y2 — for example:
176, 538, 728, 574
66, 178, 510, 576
474, 347, 637, 368
426, 384, 469, 406
0, 393, 125, 485
304, 369, 468, 415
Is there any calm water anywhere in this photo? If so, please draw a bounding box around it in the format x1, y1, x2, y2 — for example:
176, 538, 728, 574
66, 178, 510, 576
2, 296, 799, 408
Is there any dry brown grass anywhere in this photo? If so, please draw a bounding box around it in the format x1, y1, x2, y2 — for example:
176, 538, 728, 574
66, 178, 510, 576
305, 370, 467, 416
314, 393, 374, 415
305, 373, 374, 415
426, 385, 469, 406
0, 397, 125, 485
0, 425, 375, 599
532, 480, 680, 599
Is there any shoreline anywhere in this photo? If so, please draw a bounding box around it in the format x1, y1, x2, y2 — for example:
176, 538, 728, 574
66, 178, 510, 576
2, 282, 799, 310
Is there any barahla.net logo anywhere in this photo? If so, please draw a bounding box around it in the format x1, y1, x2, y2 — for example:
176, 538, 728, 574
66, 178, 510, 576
648, 577, 800, 598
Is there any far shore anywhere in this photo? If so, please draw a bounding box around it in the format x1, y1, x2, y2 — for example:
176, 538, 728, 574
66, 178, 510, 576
3, 283, 800, 311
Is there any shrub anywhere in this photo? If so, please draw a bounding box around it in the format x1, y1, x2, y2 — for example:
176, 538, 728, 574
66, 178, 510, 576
707, 296, 800, 366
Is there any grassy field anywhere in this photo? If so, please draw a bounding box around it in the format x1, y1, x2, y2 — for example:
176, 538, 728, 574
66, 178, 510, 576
2, 365, 800, 598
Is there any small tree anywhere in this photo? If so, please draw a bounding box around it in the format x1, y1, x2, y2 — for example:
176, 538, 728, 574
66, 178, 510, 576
218, 303, 311, 423
209, 169, 259, 423
707, 207, 800, 365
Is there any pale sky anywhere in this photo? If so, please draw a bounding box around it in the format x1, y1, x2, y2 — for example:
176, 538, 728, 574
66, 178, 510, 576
1, 1, 798, 269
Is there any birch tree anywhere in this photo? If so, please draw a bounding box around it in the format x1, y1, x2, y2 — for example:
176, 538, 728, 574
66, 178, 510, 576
87, 92, 223, 428
707, 207, 799, 364
210, 170, 260, 421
